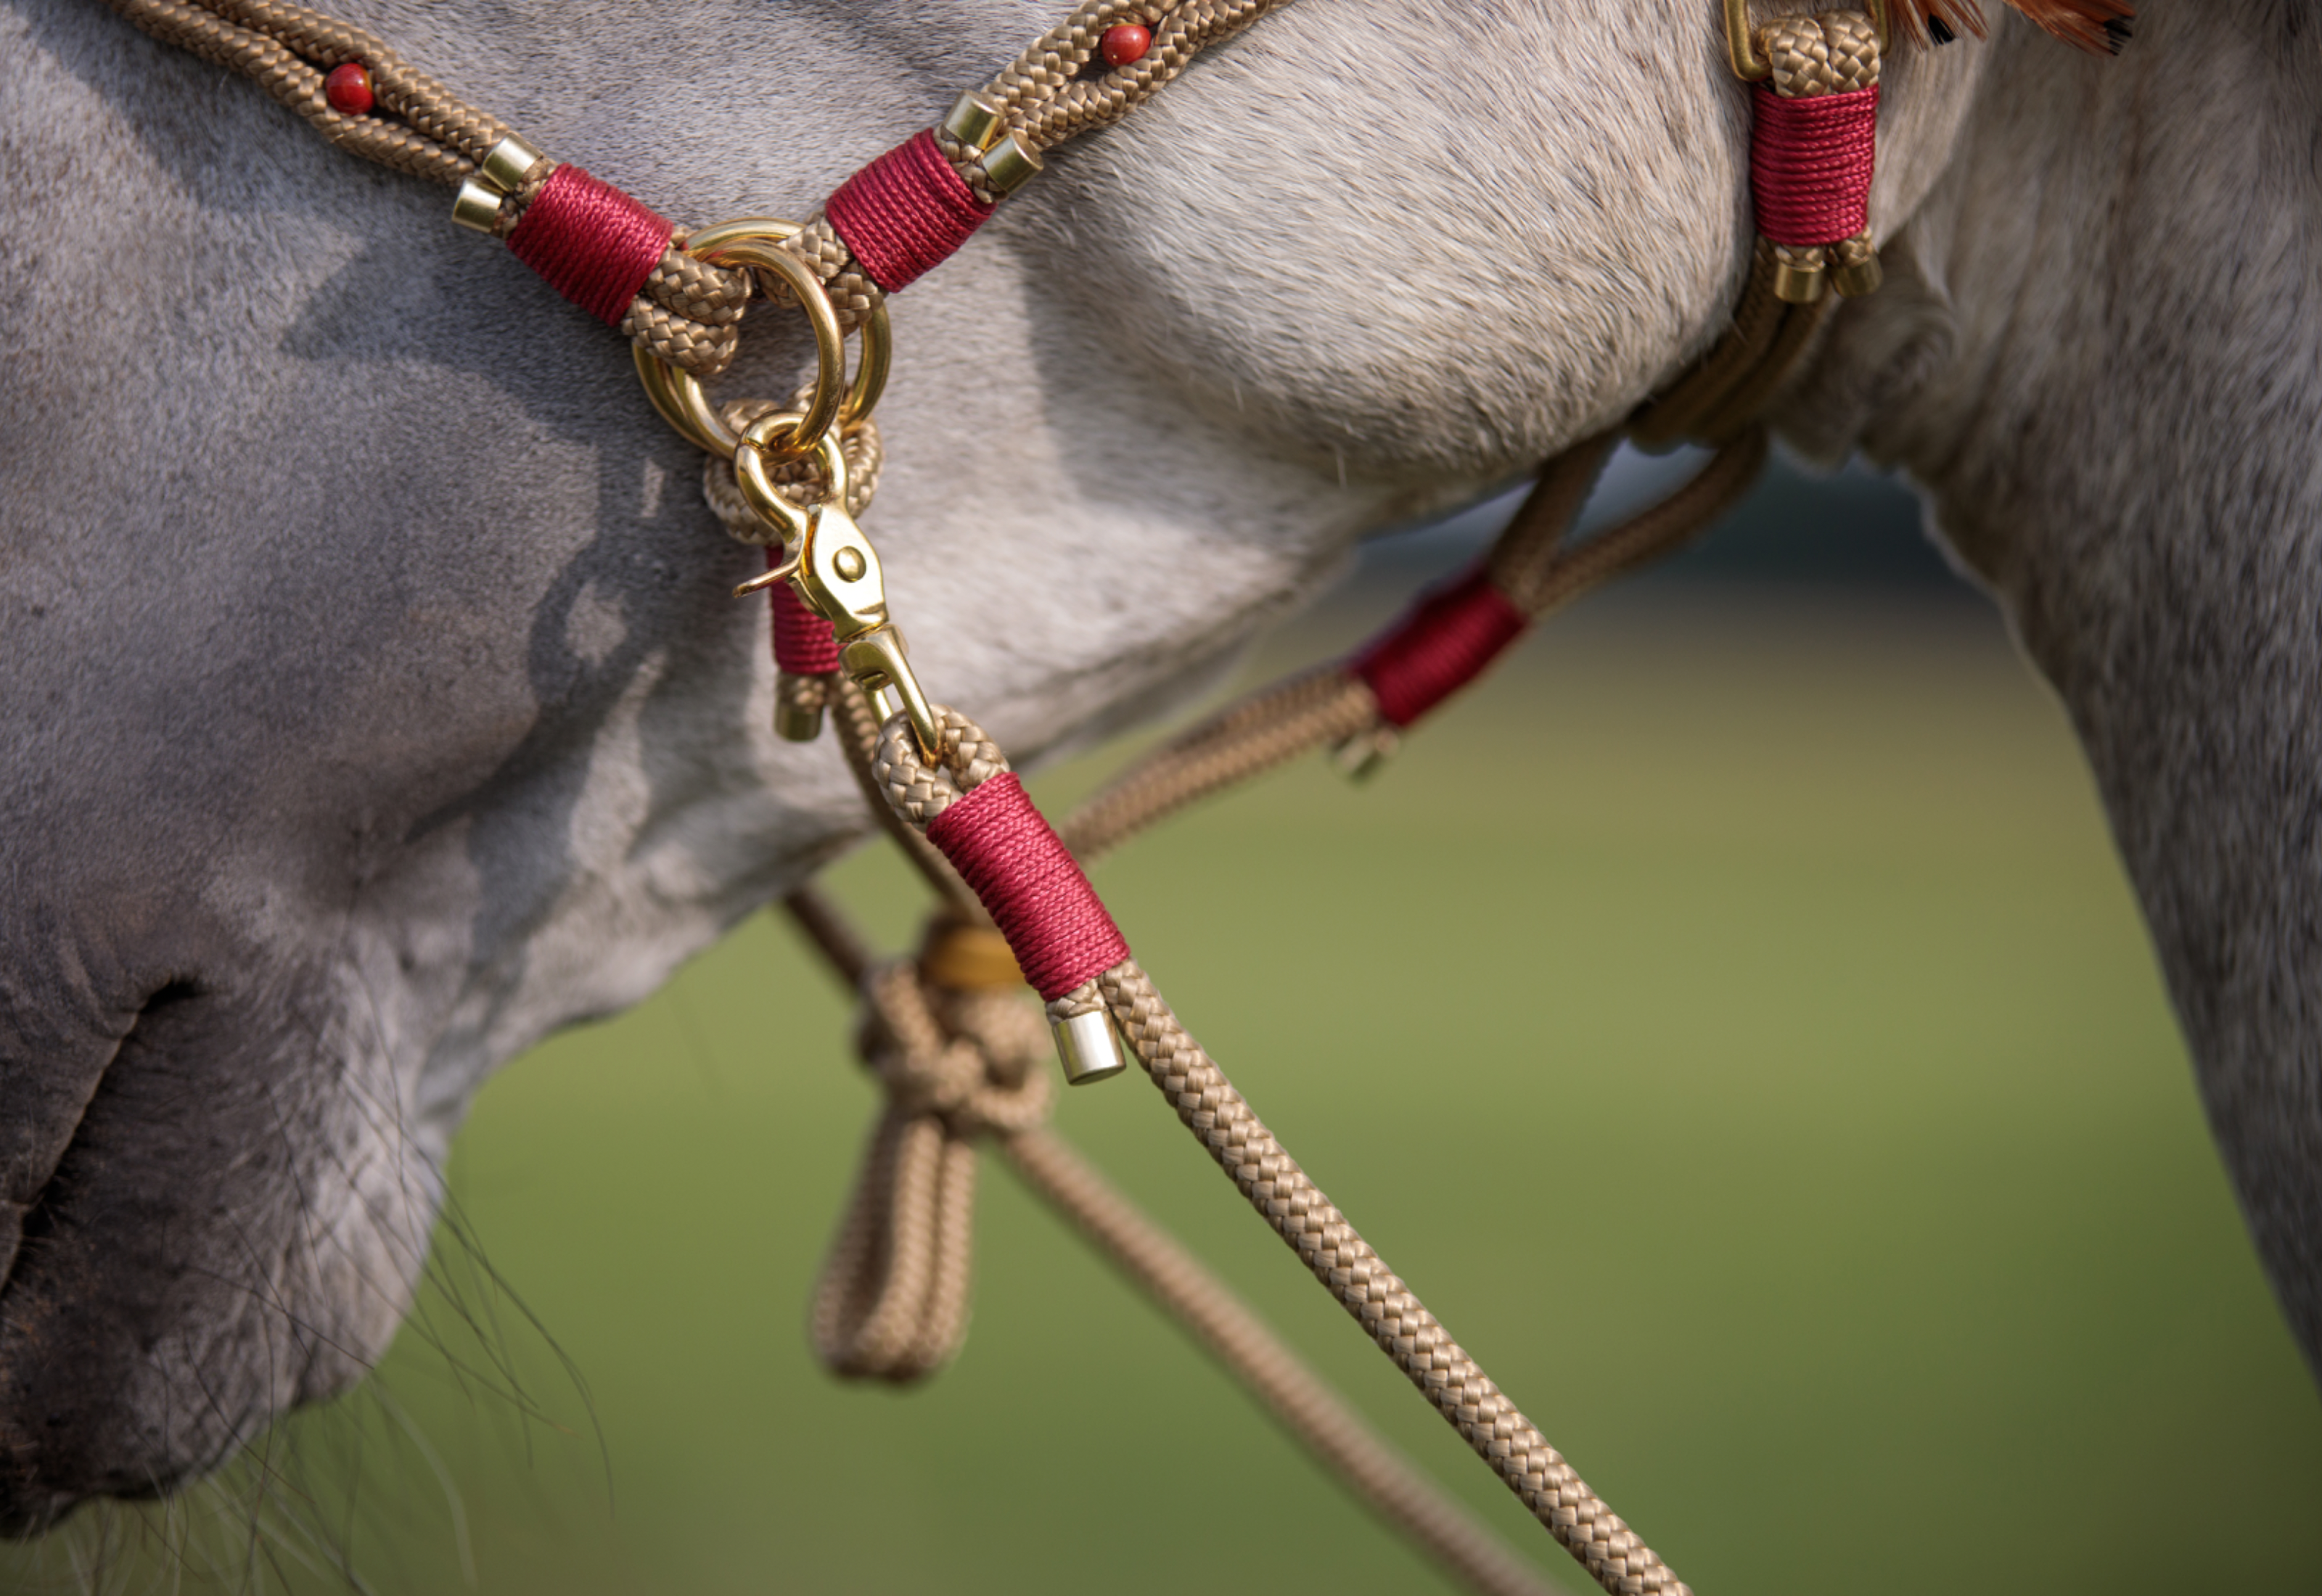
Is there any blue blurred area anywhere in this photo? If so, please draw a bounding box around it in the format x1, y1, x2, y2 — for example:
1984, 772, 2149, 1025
1368, 445, 1961, 596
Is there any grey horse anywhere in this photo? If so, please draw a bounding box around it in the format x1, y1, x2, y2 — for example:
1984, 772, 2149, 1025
4, 0, 2315, 1540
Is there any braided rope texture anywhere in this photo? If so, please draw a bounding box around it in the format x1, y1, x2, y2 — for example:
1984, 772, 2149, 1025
1762, 10, 1882, 96
107, 0, 760, 376
1054, 431, 1777, 866
813, 964, 1053, 1381
621, 241, 750, 376
766, 218, 886, 335
110, 0, 492, 182
700, 392, 885, 544
869, 707, 1687, 1596
986, 0, 1290, 153
823, 680, 980, 913
1751, 12, 1881, 249
871, 710, 1010, 828
1099, 960, 1689, 1596
1059, 667, 1376, 863
994, 1127, 1562, 1596
784, 878, 1564, 1596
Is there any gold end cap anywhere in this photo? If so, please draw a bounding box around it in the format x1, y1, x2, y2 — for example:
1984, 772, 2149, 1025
774, 699, 826, 743
1831, 254, 1884, 298
978, 131, 1043, 196
940, 94, 1005, 152
1771, 259, 1828, 304
477, 134, 545, 195
1053, 1010, 1126, 1085
450, 176, 505, 234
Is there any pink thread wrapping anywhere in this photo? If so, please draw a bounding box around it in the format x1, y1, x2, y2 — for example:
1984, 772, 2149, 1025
768, 561, 842, 675
926, 773, 1130, 1001
1349, 565, 1529, 729
1749, 83, 1879, 247
505, 165, 673, 325
824, 130, 993, 295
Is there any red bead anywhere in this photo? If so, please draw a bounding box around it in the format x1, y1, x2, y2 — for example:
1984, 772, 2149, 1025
1100, 24, 1152, 67
324, 62, 374, 116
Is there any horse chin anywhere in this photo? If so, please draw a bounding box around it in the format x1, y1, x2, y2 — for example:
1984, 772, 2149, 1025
0, 977, 432, 1536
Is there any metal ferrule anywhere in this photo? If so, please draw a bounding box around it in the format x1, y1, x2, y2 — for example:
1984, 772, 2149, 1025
1831, 254, 1884, 299
977, 132, 1043, 196
477, 133, 546, 195
1771, 257, 1828, 305
774, 680, 826, 743
1332, 725, 1400, 783
940, 93, 1006, 152
450, 176, 505, 234
774, 699, 826, 741
1052, 1009, 1126, 1085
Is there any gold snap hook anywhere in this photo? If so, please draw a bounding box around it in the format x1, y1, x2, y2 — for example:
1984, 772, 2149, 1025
724, 416, 942, 760
731, 409, 838, 552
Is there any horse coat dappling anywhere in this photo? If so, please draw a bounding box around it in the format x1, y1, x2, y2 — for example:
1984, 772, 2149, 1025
3, 0, 2317, 1560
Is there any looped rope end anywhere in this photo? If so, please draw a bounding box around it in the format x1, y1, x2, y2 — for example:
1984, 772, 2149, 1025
811, 951, 1054, 1384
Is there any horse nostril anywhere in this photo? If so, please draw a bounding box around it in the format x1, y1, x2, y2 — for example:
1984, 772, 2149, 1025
0, 975, 237, 1531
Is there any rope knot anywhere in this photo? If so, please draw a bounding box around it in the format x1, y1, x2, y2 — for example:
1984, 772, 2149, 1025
857, 962, 1054, 1137
811, 941, 1051, 1384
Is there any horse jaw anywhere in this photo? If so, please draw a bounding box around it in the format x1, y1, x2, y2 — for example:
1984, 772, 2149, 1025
0, 0, 1990, 1526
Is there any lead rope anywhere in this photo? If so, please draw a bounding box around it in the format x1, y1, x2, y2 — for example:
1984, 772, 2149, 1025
787, 883, 1571, 1596
855, 696, 1699, 1595
786, 426, 1763, 1596
97, 1, 1958, 1592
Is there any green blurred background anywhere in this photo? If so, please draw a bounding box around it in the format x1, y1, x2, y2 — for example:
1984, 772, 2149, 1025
13, 456, 2322, 1593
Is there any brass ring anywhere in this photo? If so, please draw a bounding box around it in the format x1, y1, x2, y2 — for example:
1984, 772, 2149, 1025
697, 221, 890, 440
631, 217, 891, 458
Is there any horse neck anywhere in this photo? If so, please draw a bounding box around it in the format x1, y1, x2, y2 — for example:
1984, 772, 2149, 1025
1831, 0, 2322, 1374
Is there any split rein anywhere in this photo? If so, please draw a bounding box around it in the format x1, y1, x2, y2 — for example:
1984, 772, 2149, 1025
104, 1, 1921, 1592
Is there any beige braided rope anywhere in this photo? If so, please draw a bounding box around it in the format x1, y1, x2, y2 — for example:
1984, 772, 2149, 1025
865, 710, 1688, 1596
830, 678, 984, 916
1496, 427, 1767, 615
622, 238, 752, 375
811, 961, 1052, 1381
1098, 959, 1687, 1595
1762, 10, 1882, 95
723, 0, 1300, 334
110, 0, 759, 377
112, 0, 483, 183
781, 884, 1563, 1596
1058, 667, 1377, 865
199, 0, 506, 159
984, 0, 1290, 154
1631, 246, 1822, 451
766, 217, 887, 337
1058, 426, 1765, 865
993, 1127, 1563, 1596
